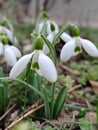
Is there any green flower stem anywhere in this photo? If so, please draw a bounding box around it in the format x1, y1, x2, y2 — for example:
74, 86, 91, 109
0, 77, 44, 98
50, 83, 56, 118
53, 24, 76, 45
34, 10, 48, 33
43, 79, 51, 119
64, 104, 95, 112
41, 19, 47, 35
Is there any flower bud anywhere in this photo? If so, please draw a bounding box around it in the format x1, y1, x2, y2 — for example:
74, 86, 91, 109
76, 108, 86, 118
32, 62, 39, 70
74, 46, 81, 52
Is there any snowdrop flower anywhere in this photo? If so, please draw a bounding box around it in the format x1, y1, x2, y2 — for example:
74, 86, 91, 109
0, 26, 18, 44
35, 20, 59, 35
0, 42, 21, 66
46, 20, 59, 35
43, 32, 72, 55
43, 21, 59, 54
10, 36, 57, 83
60, 36, 98, 62
46, 21, 72, 43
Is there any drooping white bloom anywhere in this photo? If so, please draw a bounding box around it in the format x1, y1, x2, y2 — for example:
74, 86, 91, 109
34, 20, 59, 35
46, 20, 59, 35
10, 50, 57, 83
42, 20, 72, 54
60, 36, 98, 62
42, 21, 59, 54
0, 43, 21, 66
0, 26, 18, 44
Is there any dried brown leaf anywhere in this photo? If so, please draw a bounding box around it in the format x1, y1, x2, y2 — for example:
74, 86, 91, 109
89, 80, 98, 94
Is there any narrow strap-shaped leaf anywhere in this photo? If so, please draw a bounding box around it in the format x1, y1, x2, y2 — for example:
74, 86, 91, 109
40, 34, 56, 65
53, 86, 67, 118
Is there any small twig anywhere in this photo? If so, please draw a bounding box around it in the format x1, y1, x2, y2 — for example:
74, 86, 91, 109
40, 120, 59, 129
0, 104, 16, 121
68, 84, 82, 93
5, 103, 44, 130
23, 99, 43, 114
69, 111, 77, 130
12, 99, 42, 122
69, 91, 87, 105
59, 64, 80, 76
85, 98, 93, 109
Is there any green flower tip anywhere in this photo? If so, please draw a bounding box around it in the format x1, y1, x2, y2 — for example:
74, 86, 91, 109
74, 46, 81, 52
72, 26, 80, 37
33, 36, 43, 50
0, 34, 8, 45
2, 38, 8, 45
50, 22, 55, 31
32, 62, 39, 70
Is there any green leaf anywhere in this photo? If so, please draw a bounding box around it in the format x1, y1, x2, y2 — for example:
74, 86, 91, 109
78, 118, 94, 130
40, 34, 56, 65
0, 67, 4, 76
53, 86, 67, 118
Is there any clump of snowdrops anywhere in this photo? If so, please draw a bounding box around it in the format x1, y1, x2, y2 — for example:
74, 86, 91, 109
1, 11, 98, 120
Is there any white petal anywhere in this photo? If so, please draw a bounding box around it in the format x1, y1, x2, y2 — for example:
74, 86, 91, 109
4, 28, 14, 42
36, 69, 43, 76
38, 51, 57, 82
9, 53, 33, 78
72, 37, 82, 56
47, 33, 55, 42
47, 21, 59, 34
32, 50, 39, 62
43, 33, 54, 54
60, 39, 76, 62
43, 44, 50, 54
60, 32, 72, 42
10, 46, 22, 57
80, 38, 98, 57
4, 45, 17, 66
0, 42, 3, 55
